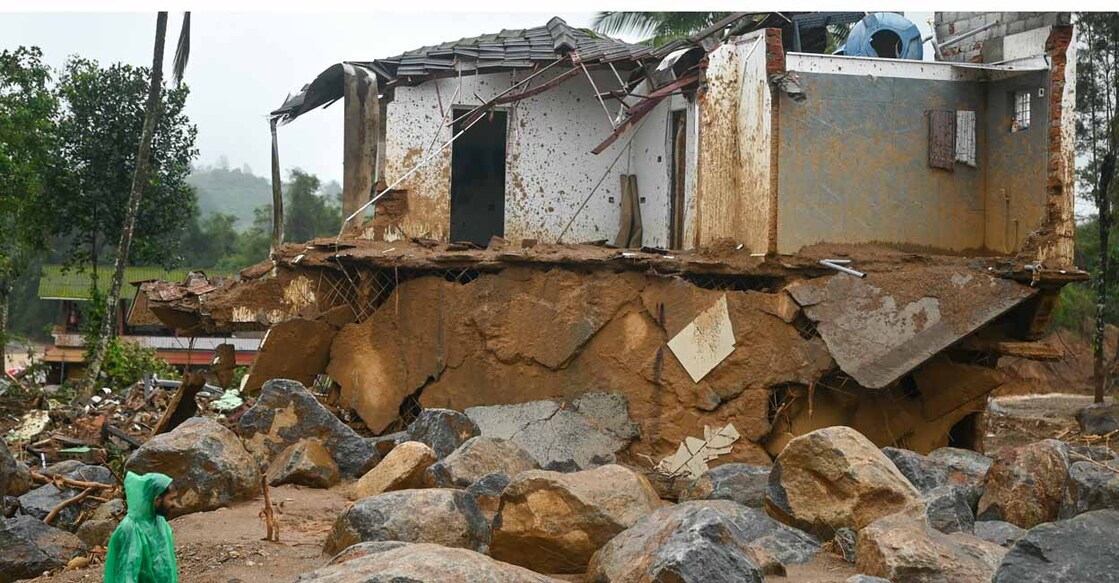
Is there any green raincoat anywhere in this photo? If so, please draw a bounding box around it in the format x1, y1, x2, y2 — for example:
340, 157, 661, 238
104, 471, 179, 583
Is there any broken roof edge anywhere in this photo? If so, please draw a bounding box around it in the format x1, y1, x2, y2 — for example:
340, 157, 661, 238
785, 51, 1049, 82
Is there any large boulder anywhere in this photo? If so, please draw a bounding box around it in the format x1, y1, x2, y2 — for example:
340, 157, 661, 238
0, 515, 85, 582
125, 417, 260, 517
1075, 403, 1119, 436
266, 438, 340, 489
586, 503, 766, 583
427, 437, 538, 488
972, 521, 1025, 548
238, 379, 379, 476
352, 441, 436, 500
766, 426, 923, 536
491, 464, 662, 574
298, 542, 564, 582
1, 441, 17, 499
977, 439, 1070, 528
17, 464, 114, 531
927, 447, 992, 489
323, 489, 491, 556
404, 409, 480, 459
993, 509, 1119, 583
923, 485, 977, 534
679, 463, 770, 508
76, 519, 117, 548
1060, 458, 1119, 518
464, 392, 639, 469
856, 513, 1006, 583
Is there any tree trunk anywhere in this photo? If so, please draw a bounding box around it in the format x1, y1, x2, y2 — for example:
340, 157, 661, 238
82, 12, 168, 393
1095, 116, 1118, 403
0, 281, 9, 374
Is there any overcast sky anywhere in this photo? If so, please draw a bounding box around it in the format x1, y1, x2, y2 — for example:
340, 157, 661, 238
0, 11, 934, 185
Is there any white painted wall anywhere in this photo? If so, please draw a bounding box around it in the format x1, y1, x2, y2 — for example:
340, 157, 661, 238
381, 68, 673, 246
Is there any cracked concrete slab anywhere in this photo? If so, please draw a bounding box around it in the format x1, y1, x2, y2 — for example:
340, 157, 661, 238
465, 392, 639, 469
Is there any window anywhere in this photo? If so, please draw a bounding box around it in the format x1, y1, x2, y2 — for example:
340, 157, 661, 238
955, 110, 977, 167
1012, 90, 1031, 132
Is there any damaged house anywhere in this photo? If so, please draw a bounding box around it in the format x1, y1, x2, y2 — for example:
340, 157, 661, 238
145, 12, 1083, 470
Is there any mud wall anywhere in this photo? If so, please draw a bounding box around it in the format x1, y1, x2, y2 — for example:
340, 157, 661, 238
380, 69, 673, 247
694, 31, 774, 253
777, 65, 987, 254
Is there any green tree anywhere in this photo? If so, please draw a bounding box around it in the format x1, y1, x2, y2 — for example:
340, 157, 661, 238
592, 12, 730, 45
1074, 12, 1119, 401
0, 46, 60, 369
54, 56, 198, 277
284, 168, 341, 242
179, 212, 240, 267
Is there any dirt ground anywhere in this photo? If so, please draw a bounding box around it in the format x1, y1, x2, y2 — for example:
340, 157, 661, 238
986, 392, 1116, 456
30, 483, 351, 583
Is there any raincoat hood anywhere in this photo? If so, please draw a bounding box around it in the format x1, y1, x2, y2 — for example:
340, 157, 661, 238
104, 471, 178, 582
124, 471, 173, 521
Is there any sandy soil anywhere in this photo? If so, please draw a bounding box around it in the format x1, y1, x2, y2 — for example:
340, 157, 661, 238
986, 392, 1116, 456
30, 483, 351, 583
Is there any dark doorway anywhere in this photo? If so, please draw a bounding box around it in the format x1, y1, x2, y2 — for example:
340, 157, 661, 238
669, 110, 688, 250
450, 109, 507, 245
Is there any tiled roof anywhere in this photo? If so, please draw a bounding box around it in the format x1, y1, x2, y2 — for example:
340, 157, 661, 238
356, 17, 653, 83
37, 265, 233, 301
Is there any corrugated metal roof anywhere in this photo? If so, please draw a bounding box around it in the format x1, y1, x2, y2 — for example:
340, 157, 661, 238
37, 265, 234, 301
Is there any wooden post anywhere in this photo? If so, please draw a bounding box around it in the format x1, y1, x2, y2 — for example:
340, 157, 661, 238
342, 63, 380, 228
270, 117, 284, 254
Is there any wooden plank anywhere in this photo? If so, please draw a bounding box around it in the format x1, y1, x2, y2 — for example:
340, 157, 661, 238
928, 109, 956, 171
959, 337, 1063, 361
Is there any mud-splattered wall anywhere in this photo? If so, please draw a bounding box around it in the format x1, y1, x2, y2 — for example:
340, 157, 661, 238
983, 70, 1049, 254
776, 62, 987, 254
382, 69, 674, 247
694, 32, 774, 253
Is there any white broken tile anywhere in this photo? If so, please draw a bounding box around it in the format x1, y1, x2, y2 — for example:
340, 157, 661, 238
667, 294, 736, 383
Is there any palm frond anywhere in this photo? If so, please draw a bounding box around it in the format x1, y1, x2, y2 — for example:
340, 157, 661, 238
593, 12, 731, 46
171, 12, 190, 87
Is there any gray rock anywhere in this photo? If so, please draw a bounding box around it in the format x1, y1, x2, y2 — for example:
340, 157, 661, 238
1068, 444, 1119, 463
924, 485, 977, 534
1, 441, 16, 500
466, 472, 510, 522
368, 431, 406, 458
239, 379, 379, 476
465, 392, 639, 470
323, 489, 491, 556
327, 541, 409, 566
846, 576, 891, 583
833, 527, 857, 564
1076, 403, 1119, 436
36, 460, 84, 478
927, 447, 992, 489
126, 417, 260, 518
426, 437, 538, 488
17, 464, 115, 531
1060, 459, 1119, 518
0, 515, 85, 582
679, 463, 770, 508
993, 509, 1119, 583
90, 499, 125, 521
587, 502, 780, 582
76, 518, 117, 548
405, 409, 480, 460
973, 521, 1025, 548
542, 459, 580, 472
882, 447, 949, 493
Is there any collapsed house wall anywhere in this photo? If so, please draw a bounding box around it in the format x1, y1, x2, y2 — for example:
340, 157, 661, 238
777, 58, 989, 254
377, 68, 674, 247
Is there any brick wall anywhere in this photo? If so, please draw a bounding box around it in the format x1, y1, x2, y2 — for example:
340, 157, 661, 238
933, 12, 1071, 63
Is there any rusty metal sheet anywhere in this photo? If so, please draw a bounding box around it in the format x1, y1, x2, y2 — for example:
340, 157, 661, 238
786, 266, 1036, 389
928, 109, 956, 171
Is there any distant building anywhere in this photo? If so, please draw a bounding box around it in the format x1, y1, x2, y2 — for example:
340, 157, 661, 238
37, 265, 260, 383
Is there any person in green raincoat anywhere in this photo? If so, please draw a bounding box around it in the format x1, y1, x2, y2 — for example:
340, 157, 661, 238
104, 471, 179, 582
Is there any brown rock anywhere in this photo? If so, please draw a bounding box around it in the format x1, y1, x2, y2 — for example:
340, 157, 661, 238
76, 519, 117, 548
243, 318, 337, 394
125, 417, 260, 518
299, 542, 565, 582
856, 513, 1006, 583
766, 426, 923, 537
352, 441, 436, 499
490, 464, 662, 574
977, 439, 1070, 528
266, 438, 340, 488
426, 437, 538, 488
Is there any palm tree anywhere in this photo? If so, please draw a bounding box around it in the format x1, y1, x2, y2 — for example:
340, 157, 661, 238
83, 12, 190, 393
592, 12, 730, 46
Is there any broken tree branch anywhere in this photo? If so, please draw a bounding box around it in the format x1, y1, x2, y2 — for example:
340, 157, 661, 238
44, 487, 95, 525
259, 473, 279, 542
31, 472, 117, 491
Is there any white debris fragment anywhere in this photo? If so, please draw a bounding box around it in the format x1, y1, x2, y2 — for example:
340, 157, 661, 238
667, 294, 736, 383
655, 423, 741, 479
6, 410, 51, 443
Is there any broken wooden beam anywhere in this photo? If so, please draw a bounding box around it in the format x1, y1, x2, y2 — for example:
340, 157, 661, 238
151, 372, 206, 435
958, 337, 1063, 361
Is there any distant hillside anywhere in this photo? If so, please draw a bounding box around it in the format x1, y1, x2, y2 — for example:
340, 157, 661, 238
187, 165, 272, 230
